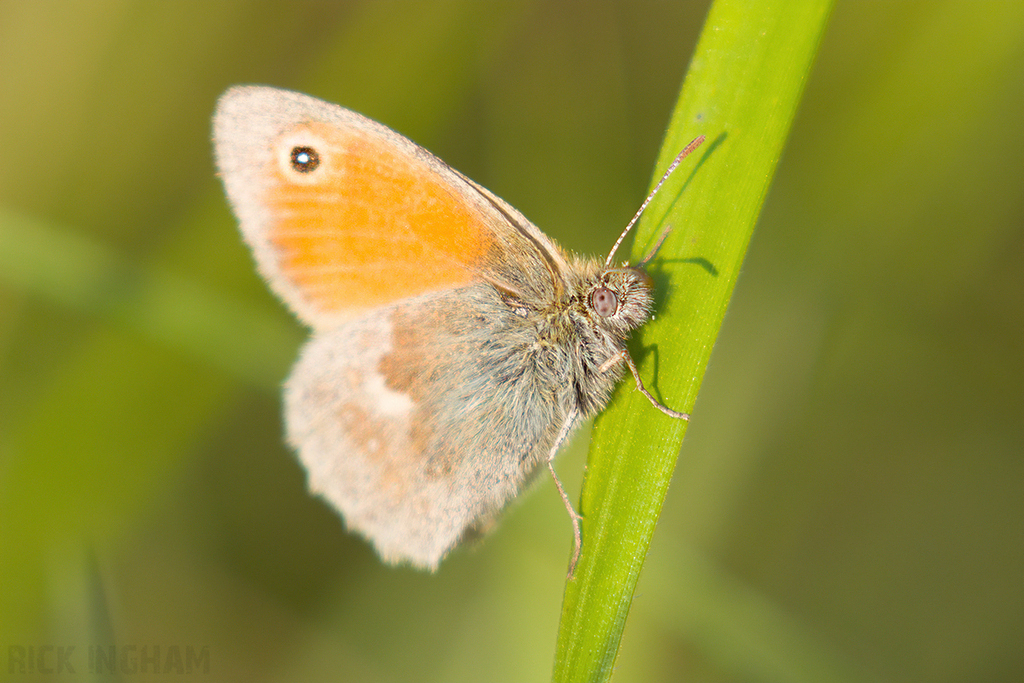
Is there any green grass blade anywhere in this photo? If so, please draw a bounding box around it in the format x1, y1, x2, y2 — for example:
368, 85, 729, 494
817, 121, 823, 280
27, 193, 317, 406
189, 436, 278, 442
553, 1, 834, 681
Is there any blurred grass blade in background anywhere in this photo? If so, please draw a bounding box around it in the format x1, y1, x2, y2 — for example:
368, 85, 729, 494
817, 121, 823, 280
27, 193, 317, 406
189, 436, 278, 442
553, 1, 834, 681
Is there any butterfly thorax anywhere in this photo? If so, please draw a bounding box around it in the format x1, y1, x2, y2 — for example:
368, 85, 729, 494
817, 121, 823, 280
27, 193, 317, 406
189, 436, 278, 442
527, 256, 655, 416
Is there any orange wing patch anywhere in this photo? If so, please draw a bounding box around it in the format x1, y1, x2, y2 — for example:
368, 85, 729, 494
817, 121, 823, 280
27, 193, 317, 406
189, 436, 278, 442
265, 122, 494, 314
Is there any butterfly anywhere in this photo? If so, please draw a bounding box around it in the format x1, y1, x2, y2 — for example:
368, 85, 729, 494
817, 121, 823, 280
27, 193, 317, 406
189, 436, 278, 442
213, 86, 702, 573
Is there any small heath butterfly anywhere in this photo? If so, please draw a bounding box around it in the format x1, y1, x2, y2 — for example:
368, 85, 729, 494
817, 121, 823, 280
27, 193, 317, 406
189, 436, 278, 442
213, 86, 702, 573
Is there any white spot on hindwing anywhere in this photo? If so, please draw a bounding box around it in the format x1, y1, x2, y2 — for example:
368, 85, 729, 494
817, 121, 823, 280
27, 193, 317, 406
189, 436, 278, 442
363, 358, 414, 417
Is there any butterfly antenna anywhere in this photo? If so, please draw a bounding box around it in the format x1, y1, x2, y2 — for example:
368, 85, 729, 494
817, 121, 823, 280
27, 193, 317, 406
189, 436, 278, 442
604, 135, 705, 268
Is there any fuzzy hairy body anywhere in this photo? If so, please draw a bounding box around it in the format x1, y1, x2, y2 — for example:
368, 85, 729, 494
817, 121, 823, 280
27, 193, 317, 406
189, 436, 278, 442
286, 257, 652, 569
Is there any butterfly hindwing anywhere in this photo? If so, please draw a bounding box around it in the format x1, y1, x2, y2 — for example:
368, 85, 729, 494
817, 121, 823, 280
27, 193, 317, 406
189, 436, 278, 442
285, 284, 568, 568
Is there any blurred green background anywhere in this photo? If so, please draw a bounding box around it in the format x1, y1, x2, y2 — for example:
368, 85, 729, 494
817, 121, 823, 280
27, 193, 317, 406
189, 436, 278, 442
1, 1, 1021, 681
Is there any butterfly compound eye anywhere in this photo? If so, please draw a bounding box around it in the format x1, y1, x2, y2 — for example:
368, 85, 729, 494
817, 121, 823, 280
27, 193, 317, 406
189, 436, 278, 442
289, 146, 320, 173
591, 287, 618, 317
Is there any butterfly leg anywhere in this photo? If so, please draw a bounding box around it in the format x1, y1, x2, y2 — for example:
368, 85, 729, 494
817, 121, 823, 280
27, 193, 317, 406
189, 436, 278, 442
546, 405, 584, 577
636, 225, 673, 267
599, 349, 690, 420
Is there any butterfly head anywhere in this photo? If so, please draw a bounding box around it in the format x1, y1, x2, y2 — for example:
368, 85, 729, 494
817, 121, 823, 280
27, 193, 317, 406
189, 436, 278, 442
587, 266, 654, 338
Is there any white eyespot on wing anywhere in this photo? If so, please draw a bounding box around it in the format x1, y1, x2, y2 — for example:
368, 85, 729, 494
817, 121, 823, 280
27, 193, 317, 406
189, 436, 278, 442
362, 366, 414, 417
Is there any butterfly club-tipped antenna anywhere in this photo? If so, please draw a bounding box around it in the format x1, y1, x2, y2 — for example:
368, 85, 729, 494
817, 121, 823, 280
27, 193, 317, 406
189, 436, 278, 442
604, 135, 705, 268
